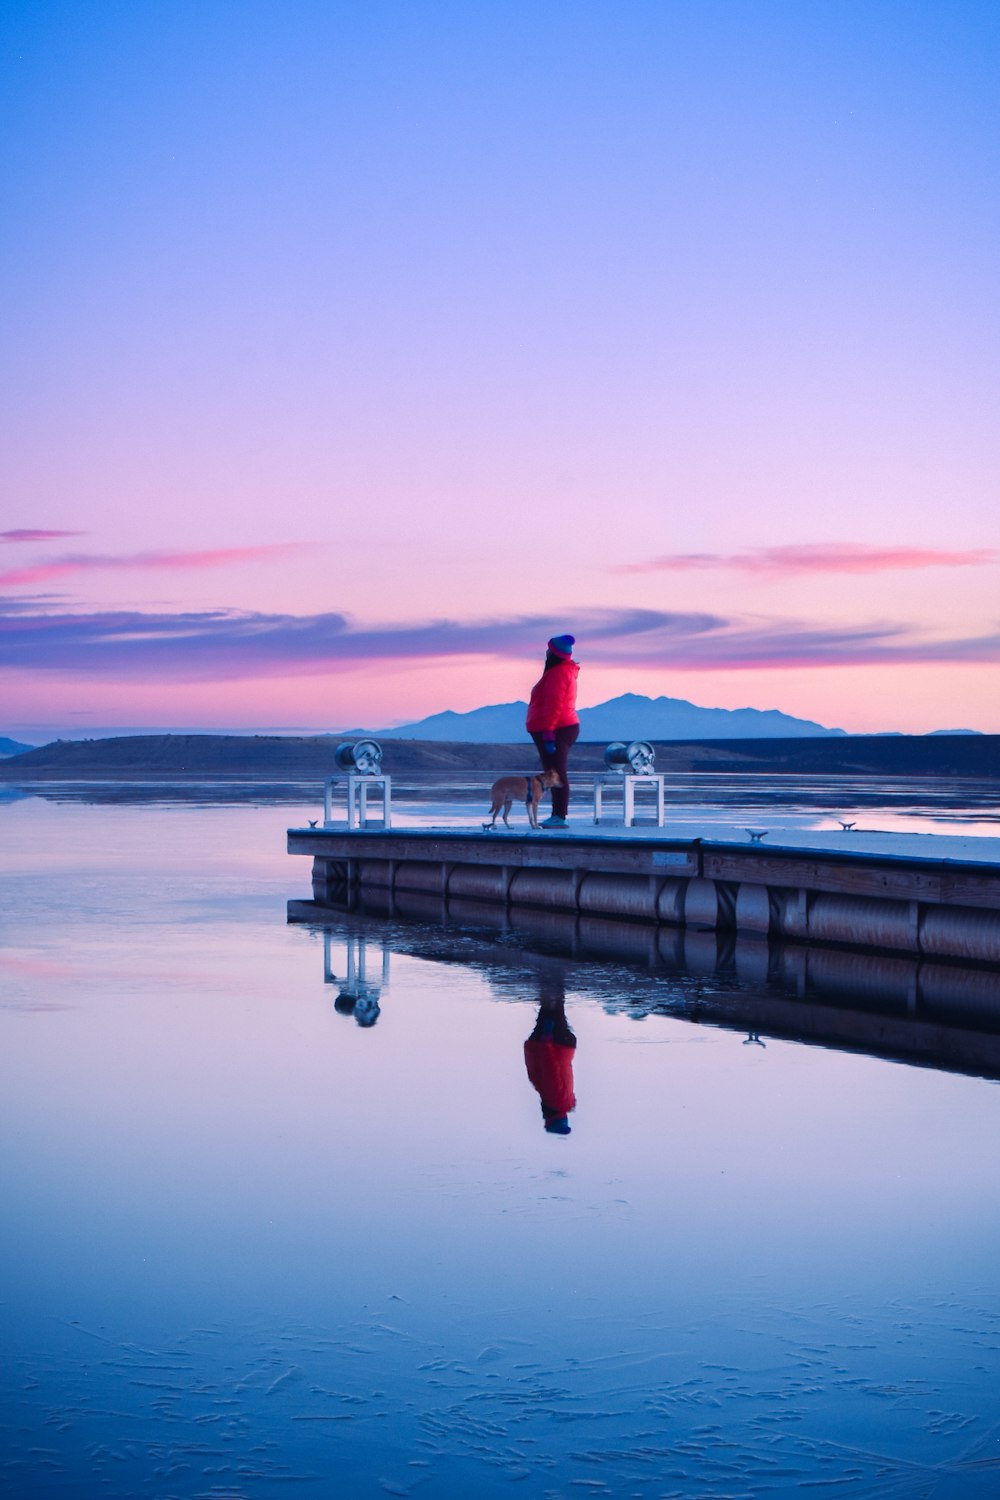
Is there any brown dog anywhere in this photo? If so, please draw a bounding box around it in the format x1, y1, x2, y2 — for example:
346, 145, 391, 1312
484, 769, 562, 830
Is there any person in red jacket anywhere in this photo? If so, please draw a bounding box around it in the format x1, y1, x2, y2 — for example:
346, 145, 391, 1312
525, 634, 580, 829
523, 977, 577, 1135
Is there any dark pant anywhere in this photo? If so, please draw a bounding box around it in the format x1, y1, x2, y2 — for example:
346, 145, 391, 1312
531, 724, 579, 818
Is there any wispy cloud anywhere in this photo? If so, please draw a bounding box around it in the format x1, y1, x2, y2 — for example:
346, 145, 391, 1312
0, 543, 305, 588
617, 543, 1000, 577
590, 621, 1000, 669
1, 529, 87, 544
2, 601, 999, 680
0, 605, 721, 679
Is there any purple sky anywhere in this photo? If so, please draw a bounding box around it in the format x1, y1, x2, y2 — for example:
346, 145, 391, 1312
2, 1, 998, 736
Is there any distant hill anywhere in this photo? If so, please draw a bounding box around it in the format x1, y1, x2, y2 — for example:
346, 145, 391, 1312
1, 732, 997, 781
377, 693, 845, 741
0, 736, 33, 757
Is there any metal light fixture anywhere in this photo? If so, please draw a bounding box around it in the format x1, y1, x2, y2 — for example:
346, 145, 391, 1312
603, 740, 656, 775
334, 739, 383, 775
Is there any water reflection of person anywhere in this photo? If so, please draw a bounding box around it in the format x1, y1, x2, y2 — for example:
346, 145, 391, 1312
523, 977, 577, 1134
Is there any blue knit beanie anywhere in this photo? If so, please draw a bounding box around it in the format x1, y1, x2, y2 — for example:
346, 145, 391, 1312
547, 635, 575, 658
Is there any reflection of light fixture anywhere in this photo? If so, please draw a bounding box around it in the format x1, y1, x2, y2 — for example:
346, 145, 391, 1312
324, 933, 389, 1028
603, 740, 656, 775
334, 739, 383, 775
353, 993, 380, 1027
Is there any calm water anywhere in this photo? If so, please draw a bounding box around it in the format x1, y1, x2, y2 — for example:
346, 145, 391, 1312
6, 770, 1000, 836
3, 794, 1000, 1498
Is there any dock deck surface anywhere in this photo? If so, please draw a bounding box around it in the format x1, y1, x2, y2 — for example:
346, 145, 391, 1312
292, 815, 1000, 868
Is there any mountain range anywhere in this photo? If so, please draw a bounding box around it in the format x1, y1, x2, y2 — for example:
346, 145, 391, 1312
0, 737, 33, 758
3, 698, 984, 752
372, 693, 847, 742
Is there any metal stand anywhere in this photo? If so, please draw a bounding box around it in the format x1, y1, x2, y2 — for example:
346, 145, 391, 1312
593, 773, 665, 828
324, 774, 392, 829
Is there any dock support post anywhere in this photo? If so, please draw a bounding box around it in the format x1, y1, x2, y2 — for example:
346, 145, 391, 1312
908, 901, 921, 952
684, 878, 736, 930
735, 882, 771, 935
684, 878, 719, 929
772, 888, 809, 940
571, 869, 585, 911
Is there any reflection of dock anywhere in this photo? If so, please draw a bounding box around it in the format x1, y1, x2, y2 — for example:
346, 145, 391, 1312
287, 826, 1000, 965
288, 890, 1000, 1083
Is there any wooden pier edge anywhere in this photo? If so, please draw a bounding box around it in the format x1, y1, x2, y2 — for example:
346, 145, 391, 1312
287, 827, 1000, 965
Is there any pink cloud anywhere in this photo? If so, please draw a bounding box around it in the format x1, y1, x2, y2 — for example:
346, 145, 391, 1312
617, 543, 1000, 577
0, 543, 305, 588
0, 953, 79, 978
3, 600, 1000, 682
1, 529, 87, 543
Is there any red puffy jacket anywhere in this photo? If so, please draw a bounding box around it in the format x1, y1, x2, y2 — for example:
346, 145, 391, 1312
525, 659, 580, 734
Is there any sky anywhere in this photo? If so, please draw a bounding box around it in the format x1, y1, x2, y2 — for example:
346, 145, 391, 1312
2, 0, 998, 739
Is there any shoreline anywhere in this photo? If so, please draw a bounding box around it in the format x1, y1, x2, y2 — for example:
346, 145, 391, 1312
2, 730, 999, 781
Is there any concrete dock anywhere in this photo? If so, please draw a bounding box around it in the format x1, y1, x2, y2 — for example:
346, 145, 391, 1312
288, 822, 1000, 965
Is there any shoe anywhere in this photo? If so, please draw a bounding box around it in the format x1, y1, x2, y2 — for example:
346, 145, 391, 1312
540, 816, 569, 829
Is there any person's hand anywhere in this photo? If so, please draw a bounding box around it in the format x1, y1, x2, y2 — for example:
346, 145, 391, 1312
544, 736, 556, 754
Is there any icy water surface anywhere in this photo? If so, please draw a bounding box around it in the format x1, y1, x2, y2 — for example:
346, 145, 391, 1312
7, 769, 1000, 836
3, 796, 1000, 1497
